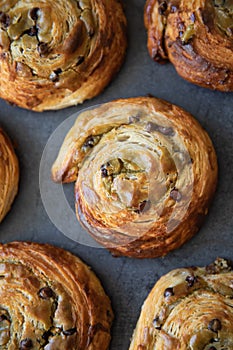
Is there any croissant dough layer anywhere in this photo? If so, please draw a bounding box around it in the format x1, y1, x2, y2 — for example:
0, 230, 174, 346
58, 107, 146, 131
144, 0, 233, 91
0, 128, 19, 223
0, 0, 127, 111
129, 258, 233, 350
52, 97, 218, 258
0, 241, 113, 349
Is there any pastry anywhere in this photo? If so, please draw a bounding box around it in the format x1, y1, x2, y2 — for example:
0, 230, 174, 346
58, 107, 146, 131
52, 97, 218, 258
129, 258, 233, 349
144, 0, 233, 91
0, 0, 127, 111
0, 241, 113, 349
0, 128, 19, 223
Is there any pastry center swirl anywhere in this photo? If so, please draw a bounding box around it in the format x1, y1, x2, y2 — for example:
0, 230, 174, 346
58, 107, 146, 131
100, 158, 148, 210
0, 0, 96, 79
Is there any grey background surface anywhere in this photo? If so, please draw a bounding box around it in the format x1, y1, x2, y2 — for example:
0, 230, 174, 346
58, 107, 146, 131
0, 0, 233, 348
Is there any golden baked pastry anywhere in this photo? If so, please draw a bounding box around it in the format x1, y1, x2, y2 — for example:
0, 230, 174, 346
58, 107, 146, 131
0, 128, 19, 223
144, 0, 233, 91
0, 1, 127, 111
0, 241, 113, 349
52, 97, 218, 258
129, 258, 233, 349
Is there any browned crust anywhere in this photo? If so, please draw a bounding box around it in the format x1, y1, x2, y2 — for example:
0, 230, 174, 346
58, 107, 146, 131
144, 0, 233, 91
0, 0, 127, 111
52, 96, 218, 259
129, 258, 233, 349
0, 241, 113, 349
0, 128, 19, 223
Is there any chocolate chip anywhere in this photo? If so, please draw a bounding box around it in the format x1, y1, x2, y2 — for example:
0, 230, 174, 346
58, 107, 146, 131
185, 275, 197, 287
0, 314, 7, 322
190, 13, 196, 22
170, 188, 182, 202
37, 42, 49, 56
227, 27, 233, 36
208, 319, 222, 333
49, 68, 62, 82
158, 1, 167, 15
171, 5, 178, 13
63, 328, 77, 336
84, 136, 95, 148
38, 287, 54, 299
152, 317, 162, 330
0, 12, 10, 28
29, 8, 39, 21
134, 200, 150, 214
77, 55, 85, 65
54, 68, 62, 75
145, 122, 174, 136
129, 115, 140, 124
26, 26, 38, 37
20, 338, 33, 349
42, 330, 52, 341
164, 287, 174, 298
101, 167, 108, 178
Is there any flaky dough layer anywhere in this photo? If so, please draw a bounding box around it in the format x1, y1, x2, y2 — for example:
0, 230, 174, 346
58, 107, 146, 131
0, 128, 19, 223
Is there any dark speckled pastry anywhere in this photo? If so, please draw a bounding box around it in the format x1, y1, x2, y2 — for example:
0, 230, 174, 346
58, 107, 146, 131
52, 97, 218, 258
144, 0, 233, 91
0, 242, 113, 349
130, 258, 233, 349
0, 0, 126, 111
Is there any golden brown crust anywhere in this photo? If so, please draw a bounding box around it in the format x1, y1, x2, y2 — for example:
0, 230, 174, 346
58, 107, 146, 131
0, 128, 19, 223
144, 0, 233, 91
129, 258, 233, 349
0, 0, 127, 111
52, 97, 218, 258
0, 241, 113, 349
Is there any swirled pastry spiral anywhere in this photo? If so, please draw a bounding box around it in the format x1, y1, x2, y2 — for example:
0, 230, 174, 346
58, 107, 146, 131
144, 0, 233, 91
0, 0, 127, 111
0, 128, 19, 223
0, 241, 113, 349
129, 258, 233, 350
52, 97, 218, 258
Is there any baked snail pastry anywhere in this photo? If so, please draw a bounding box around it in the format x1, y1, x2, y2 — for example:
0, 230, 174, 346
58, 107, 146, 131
144, 0, 233, 91
0, 0, 127, 111
129, 258, 233, 349
0, 128, 19, 223
52, 97, 218, 258
0, 241, 113, 349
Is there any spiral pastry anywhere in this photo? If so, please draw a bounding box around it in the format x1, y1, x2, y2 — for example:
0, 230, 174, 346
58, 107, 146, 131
144, 0, 233, 91
0, 241, 113, 349
0, 0, 127, 111
129, 258, 233, 349
52, 97, 217, 258
0, 128, 19, 223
